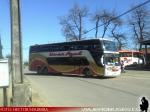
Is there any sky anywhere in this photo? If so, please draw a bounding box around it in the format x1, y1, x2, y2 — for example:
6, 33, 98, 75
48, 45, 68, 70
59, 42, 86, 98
0, 0, 150, 61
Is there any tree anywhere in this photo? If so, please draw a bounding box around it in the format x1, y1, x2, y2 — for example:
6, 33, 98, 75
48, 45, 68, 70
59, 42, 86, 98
111, 31, 126, 50
129, 6, 150, 49
91, 10, 101, 38
59, 4, 88, 41
111, 14, 126, 50
91, 10, 114, 39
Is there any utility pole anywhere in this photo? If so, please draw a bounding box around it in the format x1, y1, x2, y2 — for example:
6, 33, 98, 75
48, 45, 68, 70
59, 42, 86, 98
10, 0, 31, 106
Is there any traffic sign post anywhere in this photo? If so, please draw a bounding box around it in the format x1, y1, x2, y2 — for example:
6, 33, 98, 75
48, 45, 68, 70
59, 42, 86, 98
3, 87, 8, 106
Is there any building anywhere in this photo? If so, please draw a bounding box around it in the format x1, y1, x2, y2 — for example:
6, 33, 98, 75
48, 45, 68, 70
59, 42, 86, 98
140, 40, 150, 65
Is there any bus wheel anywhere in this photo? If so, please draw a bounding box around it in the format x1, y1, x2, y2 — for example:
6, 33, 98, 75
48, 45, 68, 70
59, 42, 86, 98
42, 67, 48, 75
133, 62, 137, 65
37, 66, 41, 74
83, 68, 92, 78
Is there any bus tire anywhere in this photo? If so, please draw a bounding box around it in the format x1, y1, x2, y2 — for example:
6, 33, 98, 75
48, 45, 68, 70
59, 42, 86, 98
133, 62, 137, 65
37, 66, 41, 74
42, 67, 48, 75
83, 68, 92, 78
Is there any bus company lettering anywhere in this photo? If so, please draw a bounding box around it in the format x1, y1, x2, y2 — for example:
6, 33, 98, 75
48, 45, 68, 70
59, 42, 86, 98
49, 51, 82, 57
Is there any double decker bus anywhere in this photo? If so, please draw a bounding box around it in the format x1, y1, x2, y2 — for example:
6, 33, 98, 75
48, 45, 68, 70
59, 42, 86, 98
29, 39, 121, 77
119, 50, 145, 66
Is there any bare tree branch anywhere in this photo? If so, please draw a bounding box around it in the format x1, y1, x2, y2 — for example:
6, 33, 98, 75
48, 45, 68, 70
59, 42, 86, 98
59, 4, 88, 41
111, 12, 126, 50
129, 6, 150, 49
91, 10, 114, 39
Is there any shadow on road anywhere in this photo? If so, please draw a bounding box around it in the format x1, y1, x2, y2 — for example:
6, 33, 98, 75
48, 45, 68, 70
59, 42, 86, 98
24, 72, 115, 80
125, 65, 150, 71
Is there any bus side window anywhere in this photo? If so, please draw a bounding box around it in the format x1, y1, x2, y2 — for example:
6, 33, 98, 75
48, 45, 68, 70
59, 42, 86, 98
93, 45, 100, 50
58, 46, 63, 51
70, 46, 75, 50
81, 58, 89, 65
72, 57, 89, 66
73, 46, 78, 50
78, 45, 83, 50
64, 45, 69, 50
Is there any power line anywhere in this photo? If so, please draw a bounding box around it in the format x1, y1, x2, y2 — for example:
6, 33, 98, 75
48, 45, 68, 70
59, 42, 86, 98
84, 0, 150, 35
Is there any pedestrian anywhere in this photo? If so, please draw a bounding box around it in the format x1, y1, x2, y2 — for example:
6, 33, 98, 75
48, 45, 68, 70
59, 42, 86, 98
121, 60, 125, 73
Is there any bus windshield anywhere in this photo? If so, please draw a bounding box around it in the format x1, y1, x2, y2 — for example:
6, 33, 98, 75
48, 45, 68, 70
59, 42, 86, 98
103, 53, 120, 66
103, 40, 118, 51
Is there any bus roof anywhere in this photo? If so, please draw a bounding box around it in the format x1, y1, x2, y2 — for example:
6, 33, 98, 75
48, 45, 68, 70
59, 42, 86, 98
31, 39, 102, 47
31, 38, 116, 47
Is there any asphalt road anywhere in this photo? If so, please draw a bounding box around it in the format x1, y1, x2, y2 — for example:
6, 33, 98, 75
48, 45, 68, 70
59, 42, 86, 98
25, 70, 150, 108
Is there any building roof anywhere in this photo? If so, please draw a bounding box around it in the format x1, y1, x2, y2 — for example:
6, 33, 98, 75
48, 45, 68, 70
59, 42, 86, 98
140, 40, 150, 45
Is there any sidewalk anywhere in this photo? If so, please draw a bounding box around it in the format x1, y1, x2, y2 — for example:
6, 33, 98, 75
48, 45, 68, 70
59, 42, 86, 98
0, 79, 49, 106
31, 85, 49, 106
0, 65, 49, 106
0, 86, 48, 106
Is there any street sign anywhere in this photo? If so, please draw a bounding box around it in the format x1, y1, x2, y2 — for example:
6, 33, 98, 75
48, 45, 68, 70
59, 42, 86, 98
0, 59, 9, 87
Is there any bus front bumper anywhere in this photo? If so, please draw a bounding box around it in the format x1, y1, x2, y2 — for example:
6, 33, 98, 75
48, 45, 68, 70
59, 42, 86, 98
104, 66, 121, 77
